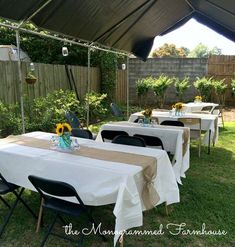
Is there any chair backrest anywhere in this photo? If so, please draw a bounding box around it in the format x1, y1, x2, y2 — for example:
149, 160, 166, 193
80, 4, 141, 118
200, 106, 213, 112
112, 135, 146, 147
65, 111, 82, 129
134, 117, 144, 123
0, 173, 9, 187
101, 130, 128, 142
28, 175, 85, 207
110, 103, 123, 117
72, 129, 93, 139
160, 120, 184, 127
178, 118, 201, 131
134, 117, 159, 124
211, 105, 222, 116
134, 134, 164, 149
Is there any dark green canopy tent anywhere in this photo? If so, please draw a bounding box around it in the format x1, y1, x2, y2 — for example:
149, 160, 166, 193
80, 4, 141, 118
0, 0, 234, 60
0, 0, 234, 131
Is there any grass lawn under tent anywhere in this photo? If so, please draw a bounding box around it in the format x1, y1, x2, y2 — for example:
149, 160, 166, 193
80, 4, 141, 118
0, 120, 234, 247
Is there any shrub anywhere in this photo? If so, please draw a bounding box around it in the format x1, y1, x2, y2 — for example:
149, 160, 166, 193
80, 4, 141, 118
84, 91, 108, 124
194, 77, 213, 102
231, 79, 235, 97
152, 74, 173, 108
174, 77, 190, 101
136, 76, 153, 107
0, 101, 21, 137
213, 79, 227, 105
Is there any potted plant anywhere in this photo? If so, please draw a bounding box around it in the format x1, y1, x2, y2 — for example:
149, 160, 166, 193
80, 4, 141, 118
25, 72, 37, 84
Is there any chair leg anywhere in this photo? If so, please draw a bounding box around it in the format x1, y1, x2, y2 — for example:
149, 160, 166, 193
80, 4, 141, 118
0, 188, 23, 237
0, 196, 11, 209
198, 138, 201, 158
119, 234, 124, 247
40, 213, 58, 247
36, 198, 44, 233
165, 202, 169, 216
87, 213, 107, 242
207, 130, 211, 155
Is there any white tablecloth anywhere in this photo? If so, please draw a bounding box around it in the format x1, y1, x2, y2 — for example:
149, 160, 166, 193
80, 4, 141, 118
96, 122, 190, 184
129, 111, 219, 145
183, 102, 218, 113
0, 131, 179, 246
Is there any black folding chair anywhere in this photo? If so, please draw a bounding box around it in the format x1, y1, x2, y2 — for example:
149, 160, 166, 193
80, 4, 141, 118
28, 175, 105, 247
110, 103, 124, 119
101, 130, 128, 142
65, 111, 83, 129
112, 135, 146, 147
160, 120, 184, 127
133, 134, 164, 150
71, 128, 93, 139
0, 173, 37, 237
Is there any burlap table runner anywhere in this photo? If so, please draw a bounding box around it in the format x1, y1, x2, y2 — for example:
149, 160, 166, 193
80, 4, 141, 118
0, 135, 160, 210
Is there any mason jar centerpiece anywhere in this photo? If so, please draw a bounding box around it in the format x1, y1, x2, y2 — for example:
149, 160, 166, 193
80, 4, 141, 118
56, 123, 72, 150
141, 108, 152, 125
172, 102, 183, 116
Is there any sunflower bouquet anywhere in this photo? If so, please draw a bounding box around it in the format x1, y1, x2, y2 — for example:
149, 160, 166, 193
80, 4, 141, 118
172, 102, 184, 116
55, 123, 72, 149
142, 108, 152, 118
194, 95, 202, 103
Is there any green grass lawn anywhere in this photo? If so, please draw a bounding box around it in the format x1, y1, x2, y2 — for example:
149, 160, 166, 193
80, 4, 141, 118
0, 122, 234, 247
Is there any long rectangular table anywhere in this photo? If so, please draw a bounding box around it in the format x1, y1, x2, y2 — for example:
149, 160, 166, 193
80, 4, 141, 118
0, 131, 179, 246
96, 121, 190, 184
129, 111, 219, 145
183, 102, 218, 113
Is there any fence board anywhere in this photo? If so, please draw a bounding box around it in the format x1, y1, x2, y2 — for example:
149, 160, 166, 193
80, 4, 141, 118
0, 61, 101, 104
208, 55, 235, 105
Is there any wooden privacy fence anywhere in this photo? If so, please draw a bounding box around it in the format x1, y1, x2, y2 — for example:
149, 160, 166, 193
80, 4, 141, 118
208, 55, 235, 105
0, 61, 101, 104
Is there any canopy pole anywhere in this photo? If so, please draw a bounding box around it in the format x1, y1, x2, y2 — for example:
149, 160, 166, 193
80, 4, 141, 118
126, 56, 130, 118
86, 47, 91, 127
16, 30, 25, 133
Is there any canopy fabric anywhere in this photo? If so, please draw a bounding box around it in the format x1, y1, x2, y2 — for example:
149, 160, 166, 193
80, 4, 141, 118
0, 0, 234, 60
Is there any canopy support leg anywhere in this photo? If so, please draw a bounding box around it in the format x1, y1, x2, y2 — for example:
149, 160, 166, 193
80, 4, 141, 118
86, 47, 91, 127
16, 30, 25, 133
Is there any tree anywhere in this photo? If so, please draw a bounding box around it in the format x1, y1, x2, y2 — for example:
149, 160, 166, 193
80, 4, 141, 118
152, 43, 190, 58
188, 43, 222, 58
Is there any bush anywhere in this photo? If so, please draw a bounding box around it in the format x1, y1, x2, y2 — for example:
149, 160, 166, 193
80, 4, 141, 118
152, 74, 173, 108
0, 101, 21, 137
174, 77, 190, 101
136, 76, 153, 107
84, 91, 108, 124
213, 79, 227, 105
194, 77, 213, 102
231, 79, 235, 97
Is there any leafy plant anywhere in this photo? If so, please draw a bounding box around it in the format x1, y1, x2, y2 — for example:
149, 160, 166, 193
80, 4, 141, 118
136, 76, 153, 107
0, 101, 21, 137
25, 72, 37, 79
231, 79, 235, 97
194, 77, 213, 102
152, 74, 173, 108
99, 52, 117, 101
84, 91, 108, 124
174, 77, 190, 101
213, 79, 227, 105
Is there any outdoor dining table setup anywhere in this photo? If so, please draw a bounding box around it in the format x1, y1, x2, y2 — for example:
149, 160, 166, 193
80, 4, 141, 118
129, 110, 219, 146
96, 121, 190, 184
0, 131, 179, 246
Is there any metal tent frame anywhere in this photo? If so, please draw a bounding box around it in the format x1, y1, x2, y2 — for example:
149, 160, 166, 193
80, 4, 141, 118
0, 20, 130, 133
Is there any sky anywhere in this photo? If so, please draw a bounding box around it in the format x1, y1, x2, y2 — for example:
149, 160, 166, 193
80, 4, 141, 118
150, 18, 235, 56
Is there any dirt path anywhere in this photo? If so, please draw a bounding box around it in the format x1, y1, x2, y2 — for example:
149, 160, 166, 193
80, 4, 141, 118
224, 108, 235, 122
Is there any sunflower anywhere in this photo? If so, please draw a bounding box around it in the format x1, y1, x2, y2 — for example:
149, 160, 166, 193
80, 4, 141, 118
56, 123, 64, 136
62, 123, 72, 133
